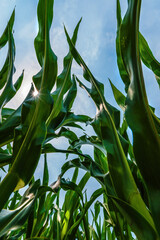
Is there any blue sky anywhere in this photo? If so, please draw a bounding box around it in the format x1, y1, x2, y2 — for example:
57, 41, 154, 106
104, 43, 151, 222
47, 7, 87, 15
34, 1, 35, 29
0, 0, 160, 199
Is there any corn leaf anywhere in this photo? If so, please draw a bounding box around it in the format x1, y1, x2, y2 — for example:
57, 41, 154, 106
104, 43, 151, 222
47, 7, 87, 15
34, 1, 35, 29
0, 180, 40, 238
0, 0, 57, 211
61, 172, 90, 240
111, 196, 158, 240
0, 85, 34, 147
109, 79, 126, 111
31, 155, 49, 236
0, 9, 15, 49
116, 0, 130, 92
64, 188, 104, 240
46, 19, 81, 125
120, 0, 160, 234
64, 23, 156, 235
0, 153, 12, 167
139, 32, 160, 87
33, 0, 57, 91
0, 26, 16, 116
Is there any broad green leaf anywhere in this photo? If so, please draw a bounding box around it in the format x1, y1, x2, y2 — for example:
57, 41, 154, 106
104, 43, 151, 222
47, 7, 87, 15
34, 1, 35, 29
94, 147, 108, 174
0, 9, 15, 49
61, 157, 115, 197
61, 172, 90, 240
0, 56, 10, 90
61, 178, 83, 202
55, 21, 81, 96
63, 74, 77, 112
139, 32, 160, 87
116, 0, 160, 134
32, 155, 49, 236
116, 0, 130, 92
109, 79, 126, 111
0, 0, 57, 211
0, 153, 12, 167
71, 167, 79, 183
0, 180, 40, 238
1, 71, 24, 108
65, 22, 155, 232
120, 0, 160, 233
33, 0, 57, 91
46, 112, 91, 142
111, 196, 158, 240
42, 143, 89, 160
0, 26, 16, 118
64, 188, 104, 240
0, 85, 34, 147
71, 134, 107, 156
2, 108, 15, 119
13, 70, 24, 92
46, 19, 81, 125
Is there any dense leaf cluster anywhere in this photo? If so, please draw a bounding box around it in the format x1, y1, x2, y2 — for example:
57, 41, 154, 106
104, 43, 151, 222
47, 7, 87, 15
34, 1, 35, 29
0, 0, 160, 239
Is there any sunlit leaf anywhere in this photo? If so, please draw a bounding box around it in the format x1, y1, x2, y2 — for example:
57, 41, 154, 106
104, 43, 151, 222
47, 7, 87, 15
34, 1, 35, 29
120, 0, 160, 234
0, 180, 40, 238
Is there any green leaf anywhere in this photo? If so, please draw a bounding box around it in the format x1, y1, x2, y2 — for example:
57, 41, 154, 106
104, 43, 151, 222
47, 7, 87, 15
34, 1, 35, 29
0, 180, 40, 238
61, 157, 114, 196
65, 21, 155, 233
42, 143, 88, 160
61, 178, 83, 202
64, 188, 104, 240
111, 196, 158, 240
71, 134, 106, 156
46, 112, 91, 140
0, 153, 12, 167
33, 0, 57, 91
0, 0, 57, 211
61, 172, 90, 240
120, 0, 160, 233
116, 0, 130, 92
0, 9, 15, 49
1, 71, 24, 107
139, 32, 160, 87
0, 26, 16, 117
2, 108, 15, 119
46, 19, 81, 125
109, 79, 126, 111
0, 85, 34, 147
94, 147, 108, 173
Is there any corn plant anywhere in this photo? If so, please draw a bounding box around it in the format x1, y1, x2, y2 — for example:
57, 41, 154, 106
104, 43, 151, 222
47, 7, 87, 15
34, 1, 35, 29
0, 151, 104, 239
61, 0, 160, 239
0, 0, 92, 237
1, 0, 160, 239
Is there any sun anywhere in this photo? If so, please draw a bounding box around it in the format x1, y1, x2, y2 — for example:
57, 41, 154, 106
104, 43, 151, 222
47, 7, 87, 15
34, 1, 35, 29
33, 88, 39, 97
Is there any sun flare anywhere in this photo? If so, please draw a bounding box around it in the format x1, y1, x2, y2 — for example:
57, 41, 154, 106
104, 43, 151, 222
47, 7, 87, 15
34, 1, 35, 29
33, 89, 39, 97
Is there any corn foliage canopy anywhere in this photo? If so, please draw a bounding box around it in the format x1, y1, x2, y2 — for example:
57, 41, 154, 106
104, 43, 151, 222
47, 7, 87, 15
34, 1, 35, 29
0, 0, 160, 239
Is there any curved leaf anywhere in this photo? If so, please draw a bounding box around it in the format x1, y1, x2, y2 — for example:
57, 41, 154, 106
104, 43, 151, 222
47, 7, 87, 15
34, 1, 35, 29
109, 79, 126, 111
61, 172, 90, 240
139, 32, 160, 87
0, 153, 12, 167
64, 188, 104, 240
111, 196, 158, 240
0, 85, 34, 147
116, 0, 130, 92
0, 180, 40, 238
0, 0, 57, 211
46, 19, 81, 125
33, 0, 57, 91
64, 22, 155, 231
120, 0, 160, 233
0, 9, 15, 49
0, 26, 16, 117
